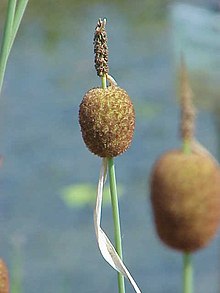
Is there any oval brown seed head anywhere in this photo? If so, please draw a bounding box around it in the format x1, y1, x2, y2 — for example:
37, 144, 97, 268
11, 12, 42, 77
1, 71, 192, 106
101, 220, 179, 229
150, 150, 220, 252
0, 259, 9, 293
79, 86, 135, 157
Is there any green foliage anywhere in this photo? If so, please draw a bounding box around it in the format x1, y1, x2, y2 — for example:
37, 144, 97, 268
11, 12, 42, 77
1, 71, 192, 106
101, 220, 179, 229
134, 101, 162, 119
0, 0, 29, 96
61, 183, 124, 208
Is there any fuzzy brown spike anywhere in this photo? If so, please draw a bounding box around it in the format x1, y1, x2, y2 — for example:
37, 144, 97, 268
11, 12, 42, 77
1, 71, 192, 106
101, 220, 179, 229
94, 18, 109, 77
0, 259, 9, 293
180, 56, 196, 144
150, 150, 220, 252
79, 86, 135, 157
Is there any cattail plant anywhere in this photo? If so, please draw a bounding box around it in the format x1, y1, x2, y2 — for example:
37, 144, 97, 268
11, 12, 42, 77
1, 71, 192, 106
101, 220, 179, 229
150, 58, 220, 293
79, 19, 140, 293
0, 259, 10, 293
79, 20, 135, 158
0, 2, 28, 291
0, 0, 29, 96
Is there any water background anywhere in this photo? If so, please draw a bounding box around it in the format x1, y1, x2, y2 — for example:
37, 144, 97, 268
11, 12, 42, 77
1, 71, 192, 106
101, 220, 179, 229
0, 0, 220, 292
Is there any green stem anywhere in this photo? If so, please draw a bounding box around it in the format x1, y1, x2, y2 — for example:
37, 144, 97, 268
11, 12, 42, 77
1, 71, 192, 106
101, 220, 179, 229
101, 74, 107, 89
11, 240, 23, 293
108, 157, 125, 293
182, 139, 193, 293
0, 0, 17, 95
182, 139, 191, 155
100, 74, 125, 292
183, 253, 193, 293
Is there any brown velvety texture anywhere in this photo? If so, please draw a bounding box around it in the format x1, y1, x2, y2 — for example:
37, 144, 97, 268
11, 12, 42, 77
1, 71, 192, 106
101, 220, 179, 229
0, 259, 9, 293
150, 150, 220, 252
79, 86, 135, 157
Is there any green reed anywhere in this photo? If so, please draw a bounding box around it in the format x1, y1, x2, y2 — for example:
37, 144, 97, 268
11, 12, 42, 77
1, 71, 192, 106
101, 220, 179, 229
0, 0, 29, 96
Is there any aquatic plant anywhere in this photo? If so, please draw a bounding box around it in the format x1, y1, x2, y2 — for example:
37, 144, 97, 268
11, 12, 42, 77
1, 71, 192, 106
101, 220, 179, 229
0, 0, 29, 96
0, 0, 29, 291
60, 183, 124, 208
150, 58, 220, 293
79, 19, 140, 293
0, 259, 9, 293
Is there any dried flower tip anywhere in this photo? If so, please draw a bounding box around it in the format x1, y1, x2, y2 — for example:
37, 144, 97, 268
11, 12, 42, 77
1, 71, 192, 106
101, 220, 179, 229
180, 56, 196, 143
0, 259, 9, 293
94, 18, 109, 77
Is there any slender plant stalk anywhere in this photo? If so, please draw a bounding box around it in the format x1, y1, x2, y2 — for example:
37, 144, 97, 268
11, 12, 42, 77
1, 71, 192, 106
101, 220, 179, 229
0, 0, 29, 96
182, 139, 193, 293
101, 74, 125, 293
11, 242, 23, 293
108, 157, 125, 293
101, 74, 107, 89
182, 139, 191, 155
9, 0, 29, 55
183, 252, 193, 293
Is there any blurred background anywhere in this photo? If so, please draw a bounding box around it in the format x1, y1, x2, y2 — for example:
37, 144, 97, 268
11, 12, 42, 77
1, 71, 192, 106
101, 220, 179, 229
0, 0, 220, 292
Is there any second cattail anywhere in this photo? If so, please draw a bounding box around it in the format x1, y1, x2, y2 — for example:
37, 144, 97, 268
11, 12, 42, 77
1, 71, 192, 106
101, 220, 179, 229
0, 259, 9, 293
151, 149, 220, 252
150, 59, 220, 252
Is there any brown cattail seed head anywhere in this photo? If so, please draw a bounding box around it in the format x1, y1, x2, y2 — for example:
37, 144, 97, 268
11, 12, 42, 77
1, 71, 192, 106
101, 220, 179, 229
0, 259, 9, 293
79, 86, 135, 157
150, 150, 220, 252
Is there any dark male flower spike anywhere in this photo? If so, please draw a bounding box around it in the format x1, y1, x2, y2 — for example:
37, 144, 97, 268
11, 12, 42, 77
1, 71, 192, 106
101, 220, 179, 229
94, 18, 109, 77
180, 56, 196, 143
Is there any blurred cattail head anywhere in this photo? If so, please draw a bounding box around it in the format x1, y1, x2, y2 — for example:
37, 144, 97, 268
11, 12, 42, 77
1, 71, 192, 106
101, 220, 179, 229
150, 58, 220, 252
150, 149, 220, 252
0, 259, 9, 293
